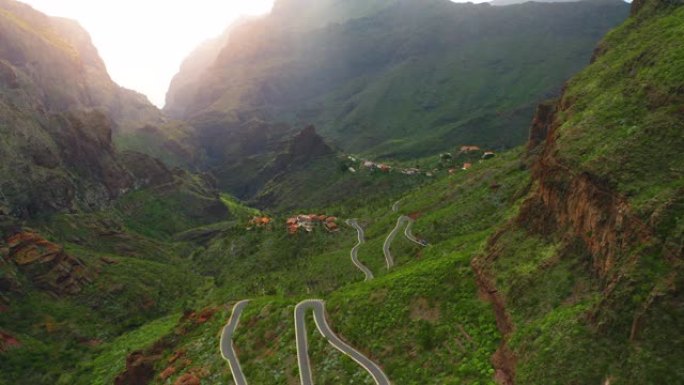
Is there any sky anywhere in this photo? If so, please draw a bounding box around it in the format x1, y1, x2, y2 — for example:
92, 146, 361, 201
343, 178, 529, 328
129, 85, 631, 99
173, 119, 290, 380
20, 0, 276, 107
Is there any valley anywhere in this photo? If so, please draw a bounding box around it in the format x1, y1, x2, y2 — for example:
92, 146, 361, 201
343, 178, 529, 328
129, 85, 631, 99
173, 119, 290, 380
1, 0, 683, 384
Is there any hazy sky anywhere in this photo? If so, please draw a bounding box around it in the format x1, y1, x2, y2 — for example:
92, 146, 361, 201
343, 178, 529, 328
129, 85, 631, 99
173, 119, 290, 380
20, 0, 276, 107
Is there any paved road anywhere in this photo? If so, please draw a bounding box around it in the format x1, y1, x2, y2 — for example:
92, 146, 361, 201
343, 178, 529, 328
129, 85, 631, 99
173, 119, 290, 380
346, 219, 374, 281
384, 216, 427, 269
383, 216, 409, 269
295, 300, 391, 385
220, 300, 250, 385
391, 199, 402, 213
403, 219, 425, 246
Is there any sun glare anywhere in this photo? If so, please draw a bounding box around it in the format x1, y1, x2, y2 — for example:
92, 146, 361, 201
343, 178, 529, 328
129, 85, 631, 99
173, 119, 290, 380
19, 0, 275, 107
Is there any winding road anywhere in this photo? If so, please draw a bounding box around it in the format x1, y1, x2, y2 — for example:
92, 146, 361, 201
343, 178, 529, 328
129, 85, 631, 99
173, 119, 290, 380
220, 213, 414, 384
383, 216, 426, 269
383, 216, 409, 269
345, 219, 374, 281
295, 299, 391, 385
391, 199, 402, 213
403, 219, 425, 246
220, 300, 250, 385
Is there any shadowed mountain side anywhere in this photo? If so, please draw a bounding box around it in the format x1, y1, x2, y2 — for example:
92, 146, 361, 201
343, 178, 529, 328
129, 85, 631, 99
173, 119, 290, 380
166, 0, 630, 161
0, 0, 209, 217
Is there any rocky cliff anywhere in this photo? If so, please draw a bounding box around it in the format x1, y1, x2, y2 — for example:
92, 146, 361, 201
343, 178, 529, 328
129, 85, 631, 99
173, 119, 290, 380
1, 231, 95, 297
0, 0, 161, 129
474, 0, 684, 382
0, 0, 197, 218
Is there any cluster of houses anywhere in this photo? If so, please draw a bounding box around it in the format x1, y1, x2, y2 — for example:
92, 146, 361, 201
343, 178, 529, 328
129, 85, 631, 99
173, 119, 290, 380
345, 157, 393, 174
446, 146, 496, 173
345, 145, 496, 178
459, 146, 496, 159
286, 214, 340, 234
247, 216, 272, 229
349, 157, 430, 177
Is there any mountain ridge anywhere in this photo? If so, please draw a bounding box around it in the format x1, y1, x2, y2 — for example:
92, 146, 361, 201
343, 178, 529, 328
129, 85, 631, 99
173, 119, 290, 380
164, 0, 630, 204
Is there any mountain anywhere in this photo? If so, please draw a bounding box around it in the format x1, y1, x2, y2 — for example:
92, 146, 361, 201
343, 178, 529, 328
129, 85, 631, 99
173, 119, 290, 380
162, 0, 629, 205
166, 0, 630, 162
1, 0, 682, 384
164, 17, 252, 119
0, 0, 160, 129
0, 0, 125, 217
112, 0, 680, 384
0, 4, 232, 383
0, 0, 208, 217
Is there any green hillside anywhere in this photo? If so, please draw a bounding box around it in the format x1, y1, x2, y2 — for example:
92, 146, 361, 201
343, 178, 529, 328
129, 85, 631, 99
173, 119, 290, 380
474, 1, 684, 382
161, 0, 629, 207
96, 1, 682, 384
1, 0, 683, 384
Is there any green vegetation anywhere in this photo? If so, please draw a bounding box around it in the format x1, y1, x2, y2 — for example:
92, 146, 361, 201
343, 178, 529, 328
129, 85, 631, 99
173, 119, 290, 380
0, 7, 79, 59
2, 0, 683, 384
113, 121, 200, 169
230, 298, 299, 384
475, 4, 684, 384
0, 173, 229, 384
157, 0, 628, 213
328, 236, 500, 384
115, 174, 228, 239
115, 151, 532, 384
76, 314, 179, 385
555, 3, 684, 212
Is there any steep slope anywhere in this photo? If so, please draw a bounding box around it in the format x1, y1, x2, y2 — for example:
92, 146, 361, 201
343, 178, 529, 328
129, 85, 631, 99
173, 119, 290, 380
2, 0, 682, 384
472, 0, 684, 383
0, 0, 201, 217
0, 0, 159, 129
92, 150, 529, 385
0, 0, 199, 170
166, 0, 629, 161
164, 17, 251, 119
0, 4, 232, 384
124, 2, 683, 384
0, 0, 130, 217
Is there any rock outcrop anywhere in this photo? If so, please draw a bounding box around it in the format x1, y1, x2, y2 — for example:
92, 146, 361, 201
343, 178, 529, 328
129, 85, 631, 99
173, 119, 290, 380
114, 349, 164, 385
2, 230, 95, 296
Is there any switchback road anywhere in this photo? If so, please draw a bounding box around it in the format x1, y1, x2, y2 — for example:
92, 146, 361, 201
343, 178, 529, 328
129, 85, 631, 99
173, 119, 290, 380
220, 300, 250, 385
403, 219, 425, 246
346, 219, 374, 281
383, 216, 426, 269
295, 299, 391, 385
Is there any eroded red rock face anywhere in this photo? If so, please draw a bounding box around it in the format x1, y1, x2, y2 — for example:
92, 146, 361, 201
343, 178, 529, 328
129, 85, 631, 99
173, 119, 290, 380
529, 169, 651, 278
523, 96, 652, 280
174, 373, 201, 385
0, 331, 21, 352
114, 350, 160, 385
181, 307, 218, 326
4, 231, 95, 296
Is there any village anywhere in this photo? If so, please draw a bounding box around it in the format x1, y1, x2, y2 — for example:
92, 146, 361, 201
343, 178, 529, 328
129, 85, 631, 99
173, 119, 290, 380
344, 145, 497, 178
247, 214, 340, 234
247, 145, 498, 236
